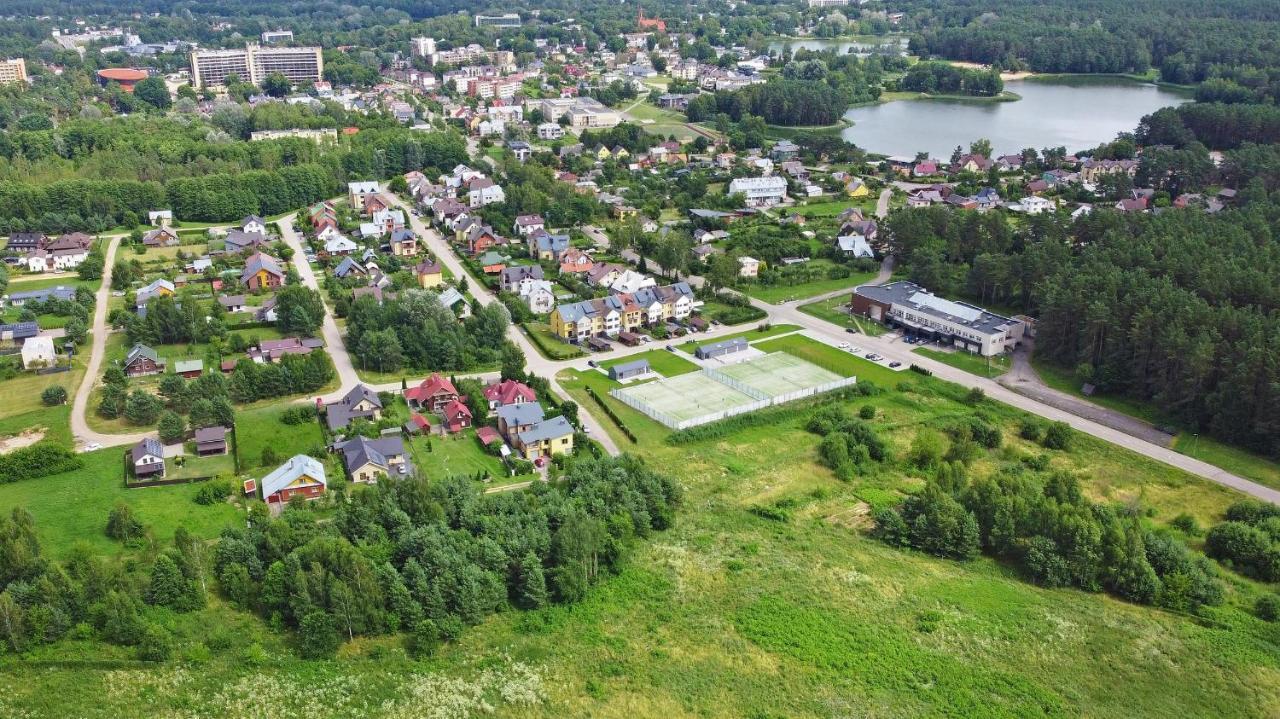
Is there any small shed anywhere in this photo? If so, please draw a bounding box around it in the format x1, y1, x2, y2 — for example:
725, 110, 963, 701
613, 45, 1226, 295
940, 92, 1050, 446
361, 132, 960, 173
617, 331, 644, 347
608, 359, 651, 381
587, 337, 612, 352
174, 359, 204, 378
194, 426, 228, 456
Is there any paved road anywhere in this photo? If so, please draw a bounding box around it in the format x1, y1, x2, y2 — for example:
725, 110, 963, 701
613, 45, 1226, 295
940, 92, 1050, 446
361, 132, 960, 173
760, 297, 1280, 504
380, 189, 623, 456
70, 236, 153, 450
276, 215, 361, 401
875, 188, 892, 218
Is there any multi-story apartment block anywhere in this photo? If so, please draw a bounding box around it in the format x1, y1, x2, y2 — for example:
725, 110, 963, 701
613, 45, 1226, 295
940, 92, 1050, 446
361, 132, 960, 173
190, 43, 322, 89
0, 59, 28, 85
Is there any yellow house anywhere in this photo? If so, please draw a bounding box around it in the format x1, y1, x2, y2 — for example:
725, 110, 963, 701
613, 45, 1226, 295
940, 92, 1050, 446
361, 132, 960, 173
416, 259, 444, 289
846, 178, 870, 197
596, 146, 613, 161
610, 146, 630, 160
517, 416, 574, 460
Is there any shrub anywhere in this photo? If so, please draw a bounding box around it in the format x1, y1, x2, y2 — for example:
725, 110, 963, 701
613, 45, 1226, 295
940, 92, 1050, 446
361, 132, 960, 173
194, 480, 234, 505
858, 404, 876, 420
137, 626, 174, 662
279, 405, 318, 425
1042, 421, 1074, 450
299, 611, 340, 659
1256, 594, 1280, 622
0, 442, 83, 483
106, 503, 144, 542
157, 411, 186, 444
1170, 513, 1202, 536
41, 385, 67, 406
1018, 418, 1043, 441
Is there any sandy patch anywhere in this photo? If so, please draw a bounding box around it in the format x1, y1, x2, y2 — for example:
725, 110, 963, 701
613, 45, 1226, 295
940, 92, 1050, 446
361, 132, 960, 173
0, 428, 46, 454
946, 60, 1036, 81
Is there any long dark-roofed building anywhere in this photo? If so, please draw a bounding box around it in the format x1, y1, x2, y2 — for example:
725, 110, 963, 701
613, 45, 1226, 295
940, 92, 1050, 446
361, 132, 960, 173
851, 280, 1024, 357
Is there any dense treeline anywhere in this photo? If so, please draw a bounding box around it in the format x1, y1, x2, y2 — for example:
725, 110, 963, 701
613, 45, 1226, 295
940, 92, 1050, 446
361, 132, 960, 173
901, 0, 1280, 91
344, 290, 511, 373
1204, 500, 1280, 582
898, 61, 1003, 97
1035, 205, 1280, 457
0, 115, 467, 230
1138, 103, 1280, 150
211, 456, 680, 656
687, 53, 897, 127
874, 470, 1224, 611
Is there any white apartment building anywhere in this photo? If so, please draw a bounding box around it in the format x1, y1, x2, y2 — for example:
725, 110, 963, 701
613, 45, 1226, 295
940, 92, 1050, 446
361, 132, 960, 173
261, 30, 294, 44
728, 177, 789, 207
190, 44, 323, 89
411, 37, 436, 59
808, 0, 851, 6
249, 128, 338, 143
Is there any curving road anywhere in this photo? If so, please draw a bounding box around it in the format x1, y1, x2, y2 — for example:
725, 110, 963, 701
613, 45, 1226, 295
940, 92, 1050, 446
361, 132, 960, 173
63, 192, 1280, 502
70, 235, 153, 450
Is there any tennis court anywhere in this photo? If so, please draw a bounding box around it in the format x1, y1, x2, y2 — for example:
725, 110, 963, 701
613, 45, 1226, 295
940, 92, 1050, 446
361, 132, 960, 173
614, 371, 762, 425
712, 352, 845, 399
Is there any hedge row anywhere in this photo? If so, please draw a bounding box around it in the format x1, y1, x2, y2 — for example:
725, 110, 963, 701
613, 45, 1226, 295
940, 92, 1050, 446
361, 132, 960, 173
0, 442, 84, 484
585, 386, 637, 443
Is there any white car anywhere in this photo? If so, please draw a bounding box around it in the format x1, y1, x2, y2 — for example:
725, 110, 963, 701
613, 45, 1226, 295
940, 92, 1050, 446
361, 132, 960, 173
83, 442, 102, 452
837, 341, 851, 350
849, 346, 863, 354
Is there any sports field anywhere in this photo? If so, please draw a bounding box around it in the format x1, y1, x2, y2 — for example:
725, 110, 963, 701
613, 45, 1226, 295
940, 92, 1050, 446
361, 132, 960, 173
615, 371, 761, 425
713, 352, 845, 398
613, 352, 856, 428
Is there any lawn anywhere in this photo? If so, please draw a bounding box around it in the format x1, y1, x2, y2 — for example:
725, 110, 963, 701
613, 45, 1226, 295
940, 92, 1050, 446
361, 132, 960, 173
599, 348, 699, 377
8, 313, 1279, 717
793, 197, 877, 218
743, 264, 879, 304
799, 296, 890, 336
0, 404, 72, 448
0, 352, 87, 422
524, 322, 586, 360
914, 346, 1011, 378
754, 333, 899, 385
164, 450, 237, 481
234, 404, 327, 474
1033, 356, 1280, 490
409, 429, 509, 482
675, 323, 801, 353
0, 447, 242, 558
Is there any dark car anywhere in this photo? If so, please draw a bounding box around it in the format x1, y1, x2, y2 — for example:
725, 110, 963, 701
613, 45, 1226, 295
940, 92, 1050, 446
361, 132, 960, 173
845, 327, 857, 334
889, 361, 902, 368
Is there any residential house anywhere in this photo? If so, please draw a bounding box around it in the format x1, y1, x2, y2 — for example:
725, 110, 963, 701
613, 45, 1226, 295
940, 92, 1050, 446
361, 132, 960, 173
500, 265, 544, 292
348, 180, 381, 206
466, 177, 506, 207
324, 384, 383, 432
135, 279, 175, 310
537, 122, 564, 140
974, 187, 1001, 210
404, 373, 459, 413
529, 231, 570, 262
477, 252, 507, 274
559, 248, 594, 275
518, 279, 556, 313
727, 177, 788, 208
416, 259, 444, 288
333, 256, 368, 279
586, 263, 625, 288
241, 215, 268, 235
437, 287, 471, 318
131, 438, 166, 479
241, 252, 285, 290
440, 399, 473, 433
464, 224, 502, 256
1017, 196, 1055, 215
388, 228, 418, 257
1080, 158, 1138, 183
836, 235, 874, 258
26, 247, 89, 273
257, 297, 278, 323
324, 234, 359, 256
845, 177, 869, 197
142, 227, 179, 247
738, 256, 761, 278
217, 294, 246, 313
20, 336, 55, 369
260, 454, 327, 505
175, 359, 203, 378
912, 160, 939, 177
335, 435, 411, 483
608, 269, 655, 295
148, 210, 173, 226
497, 402, 545, 444
482, 379, 536, 410
194, 426, 228, 455
507, 141, 532, 162
516, 416, 574, 460
223, 229, 270, 254
124, 343, 164, 376
513, 214, 546, 237
5, 232, 45, 254
0, 322, 37, 346
249, 337, 324, 363
954, 154, 992, 173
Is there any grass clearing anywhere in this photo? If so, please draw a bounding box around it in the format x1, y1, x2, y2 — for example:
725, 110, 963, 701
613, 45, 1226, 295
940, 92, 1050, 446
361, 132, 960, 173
755, 334, 897, 384
675, 323, 800, 353
798, 296, 891, 336
744, 264, 879, 304
914, 346, 1011, 378
0, 353, 86, 422
598, 348, 699, 377
409, 429, 510, 482
0, 447, 242, 558
234, 404, 326, 473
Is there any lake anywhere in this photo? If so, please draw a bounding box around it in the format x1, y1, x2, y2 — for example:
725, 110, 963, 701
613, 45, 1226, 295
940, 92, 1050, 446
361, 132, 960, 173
768, 37, 907, 57
840, 77, 1191, 158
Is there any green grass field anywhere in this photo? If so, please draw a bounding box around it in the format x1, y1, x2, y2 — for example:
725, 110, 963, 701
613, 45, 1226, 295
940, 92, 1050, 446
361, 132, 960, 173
409, 429, 509, 482
744, 264, 879, 304
6, 324, 1280, 716
798, 296, 890, 336
234, 404, 326, 473
0, 353, 86, 423
0, 447, 242, 558
599, 348, 699, 377
914, 346, 1012, 378
754, 334, 895, 384
675, 323, 800, 353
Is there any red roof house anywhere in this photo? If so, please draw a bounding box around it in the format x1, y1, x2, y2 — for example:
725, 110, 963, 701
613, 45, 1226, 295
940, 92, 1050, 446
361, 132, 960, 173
441, 399, 472, 433
404, 373, 460, 413
482, 379, 537, 410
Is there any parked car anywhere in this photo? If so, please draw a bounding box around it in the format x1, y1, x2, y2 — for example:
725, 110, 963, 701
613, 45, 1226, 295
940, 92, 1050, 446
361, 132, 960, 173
866, 353, 882, 361
845, 327, 857, 334
889, 361, 902, 368
849, 346, 863, 354
838, 341, 850, 349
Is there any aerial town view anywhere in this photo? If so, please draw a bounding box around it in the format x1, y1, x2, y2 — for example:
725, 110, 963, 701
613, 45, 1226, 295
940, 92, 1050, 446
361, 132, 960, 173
0, 0, 1278, 716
